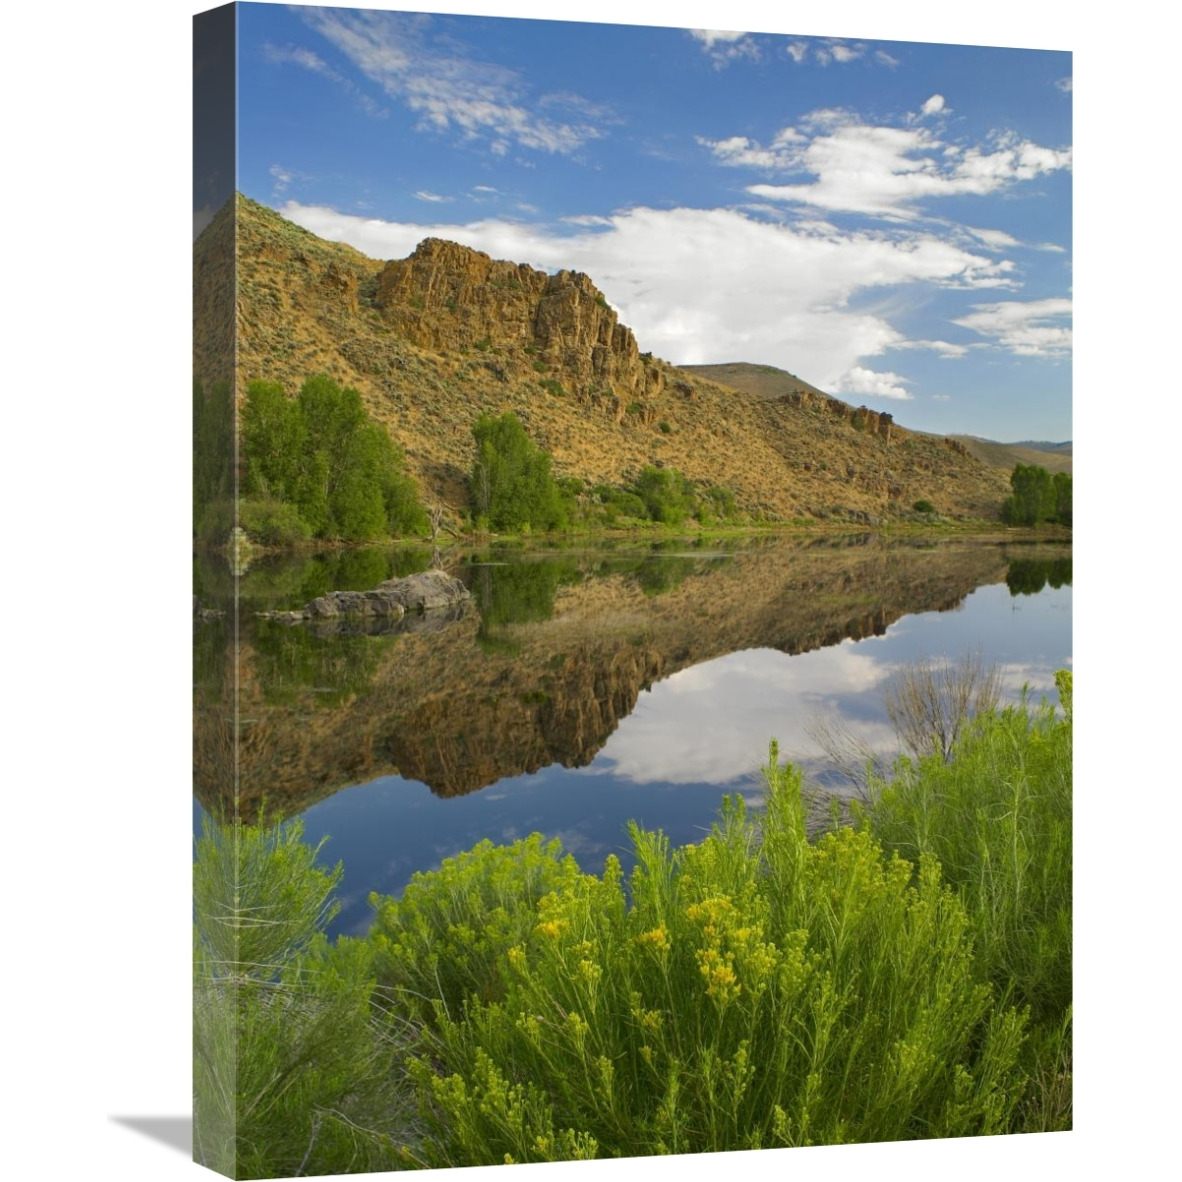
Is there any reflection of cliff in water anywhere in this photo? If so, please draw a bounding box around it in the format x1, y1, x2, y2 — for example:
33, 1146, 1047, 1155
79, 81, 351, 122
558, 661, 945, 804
194, 536, 1028, 819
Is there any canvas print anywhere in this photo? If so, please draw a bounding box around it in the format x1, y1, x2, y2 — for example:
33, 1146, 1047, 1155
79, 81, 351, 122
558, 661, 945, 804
193, 4, 1072, 1176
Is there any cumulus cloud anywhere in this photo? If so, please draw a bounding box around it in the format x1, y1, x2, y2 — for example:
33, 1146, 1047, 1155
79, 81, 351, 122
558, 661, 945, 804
280, 199, 1011, 392
834, 366, 913, 400
952, 298, 1072, 357
920, 94, 946, 117
702, 106, 1072, 219
1056, 76, 1073, 93
299, 8, 604, 154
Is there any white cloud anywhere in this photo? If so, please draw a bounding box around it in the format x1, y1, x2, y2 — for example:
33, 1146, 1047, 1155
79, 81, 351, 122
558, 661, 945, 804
414, 190, 452, 203
829, 42, 863, 64
596, 645, 893, 785
704, 107, 1071, 219
786, 41, 809, 63
966, 226, 1020, 249
893, 339, 970, 359
281, 199, 1012, 391
875, 49, 900, 67
300, 8, 604, 154
834, 366, 913, 400
689, 28, 759, 67
952, 298, 1072, 358
689, 29, 748, 47
1056, 76, 1073, 93
920, 94, 946, 117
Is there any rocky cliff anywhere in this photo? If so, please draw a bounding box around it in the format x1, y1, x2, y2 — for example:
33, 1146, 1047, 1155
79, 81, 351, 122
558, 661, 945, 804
195, 195, 1014, 523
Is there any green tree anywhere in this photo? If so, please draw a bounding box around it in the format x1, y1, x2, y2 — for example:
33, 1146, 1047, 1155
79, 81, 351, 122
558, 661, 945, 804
1052, 471, 1072, 527
1001, 463, 1056, 526
470, 412, 570, 532
193, 378, 235, 536
240, 375, 427, 542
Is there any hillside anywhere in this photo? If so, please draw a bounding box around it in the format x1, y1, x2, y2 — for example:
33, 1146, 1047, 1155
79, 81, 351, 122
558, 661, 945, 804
193, 195, 1014, 524
951, 436, 1073, 475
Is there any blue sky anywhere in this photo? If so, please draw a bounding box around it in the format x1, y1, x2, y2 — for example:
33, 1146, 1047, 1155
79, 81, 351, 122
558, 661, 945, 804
227, 4, 1073, 441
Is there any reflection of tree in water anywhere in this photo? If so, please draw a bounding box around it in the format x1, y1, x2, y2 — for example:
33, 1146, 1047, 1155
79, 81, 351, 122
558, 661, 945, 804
193, 546, 433, 614
193, 614, 230, 702
1005, 557, 1072, 597
468, 557, 583, 654
250, 620, 395, 707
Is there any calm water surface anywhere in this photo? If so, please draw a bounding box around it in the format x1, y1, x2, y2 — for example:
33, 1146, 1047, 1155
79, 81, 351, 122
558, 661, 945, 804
193, 535, 1071, 938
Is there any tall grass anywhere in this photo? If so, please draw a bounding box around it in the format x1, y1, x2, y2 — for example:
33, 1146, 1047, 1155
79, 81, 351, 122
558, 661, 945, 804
193, 816, 414, 1178
857, 671, 1072, 1129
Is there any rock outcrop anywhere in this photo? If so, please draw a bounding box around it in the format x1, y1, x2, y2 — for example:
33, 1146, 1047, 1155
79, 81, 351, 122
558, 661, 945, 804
257, 569, 470, 624
374, 237, 660, 403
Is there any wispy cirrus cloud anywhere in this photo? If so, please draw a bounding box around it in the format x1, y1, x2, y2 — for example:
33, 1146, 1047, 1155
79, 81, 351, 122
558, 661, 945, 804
952, 298, 1072, 358
262, 42, 386, 117
298, 8, 606, 155
700, 104, 1072, 220
280, 199, 1011, 393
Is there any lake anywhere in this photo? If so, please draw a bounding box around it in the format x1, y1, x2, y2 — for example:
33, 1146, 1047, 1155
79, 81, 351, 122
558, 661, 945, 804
193, 533, 1071, 939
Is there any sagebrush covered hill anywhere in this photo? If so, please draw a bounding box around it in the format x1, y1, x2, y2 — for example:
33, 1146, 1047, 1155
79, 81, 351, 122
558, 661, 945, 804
193, 195, 1013, 524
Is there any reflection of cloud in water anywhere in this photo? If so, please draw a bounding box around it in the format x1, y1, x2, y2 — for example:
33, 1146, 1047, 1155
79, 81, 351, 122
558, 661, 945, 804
549, 826, 613, 864
997, 662, 1060, 697
595, 643, 893, 785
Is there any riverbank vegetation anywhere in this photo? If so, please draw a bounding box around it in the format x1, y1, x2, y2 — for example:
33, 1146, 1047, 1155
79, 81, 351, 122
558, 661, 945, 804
194, 673, 1071, 1174
1001, 463, 1072, 528
194, 375, 430, 547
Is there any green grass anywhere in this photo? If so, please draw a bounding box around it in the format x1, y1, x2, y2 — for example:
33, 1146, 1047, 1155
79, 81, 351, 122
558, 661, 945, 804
193, 816, 415, 1178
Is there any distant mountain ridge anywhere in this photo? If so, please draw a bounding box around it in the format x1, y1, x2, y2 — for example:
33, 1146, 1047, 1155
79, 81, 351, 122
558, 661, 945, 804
193, 195, 1015, 524
950, 436, 1073, 475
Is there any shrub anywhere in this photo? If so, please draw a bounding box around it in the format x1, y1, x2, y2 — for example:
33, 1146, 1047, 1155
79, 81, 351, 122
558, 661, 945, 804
658, 420, 672, 434
238, 496, 313, 547
913, 499, 935, 514
631, 465, 694, 526
859, 672, 1072, 1027
377, 749, 1029, 1165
